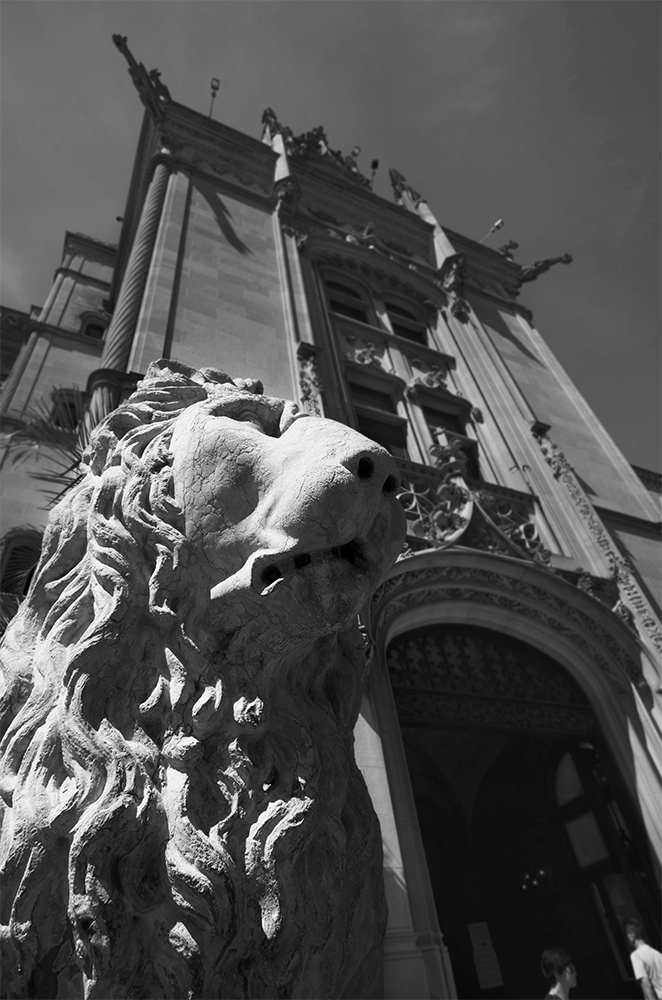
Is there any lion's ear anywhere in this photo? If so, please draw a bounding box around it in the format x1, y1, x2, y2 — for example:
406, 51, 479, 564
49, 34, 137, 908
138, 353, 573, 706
145, 359, 197, 380
197, 367, 237, 387
233, 377, 263, 395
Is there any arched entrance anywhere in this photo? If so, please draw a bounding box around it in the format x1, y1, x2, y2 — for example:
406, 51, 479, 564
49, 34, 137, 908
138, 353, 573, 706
387, 624, 660, 1000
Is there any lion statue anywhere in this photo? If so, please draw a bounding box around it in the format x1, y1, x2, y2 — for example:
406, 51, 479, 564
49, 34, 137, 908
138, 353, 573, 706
0, 360, 406, 999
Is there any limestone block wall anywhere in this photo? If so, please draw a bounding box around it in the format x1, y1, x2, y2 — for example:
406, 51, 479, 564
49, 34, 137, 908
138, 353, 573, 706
129, 171, 295, 402
4, 330, 102, 417
471, 297, 658, 523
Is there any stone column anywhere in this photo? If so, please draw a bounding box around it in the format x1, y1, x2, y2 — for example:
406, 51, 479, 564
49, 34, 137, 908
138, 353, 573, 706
84, 160, 170, 432
101, 159, 170, 372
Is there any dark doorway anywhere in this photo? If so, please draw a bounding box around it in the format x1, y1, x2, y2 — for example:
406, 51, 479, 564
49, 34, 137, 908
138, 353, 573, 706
387, 625, 660, 1000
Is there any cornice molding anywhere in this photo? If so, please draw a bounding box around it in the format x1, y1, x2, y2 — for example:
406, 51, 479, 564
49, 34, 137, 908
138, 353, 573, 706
291, 169, 435, 264
156, 105, 279, 196
304, 234, 448, 312
62, 232, 117, 268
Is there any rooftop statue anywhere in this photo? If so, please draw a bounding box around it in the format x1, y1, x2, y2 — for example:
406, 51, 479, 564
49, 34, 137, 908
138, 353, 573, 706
0, 360, 406, 999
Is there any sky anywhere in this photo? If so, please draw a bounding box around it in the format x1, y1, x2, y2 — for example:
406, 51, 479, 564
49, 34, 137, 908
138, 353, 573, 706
1, 1, 660, 470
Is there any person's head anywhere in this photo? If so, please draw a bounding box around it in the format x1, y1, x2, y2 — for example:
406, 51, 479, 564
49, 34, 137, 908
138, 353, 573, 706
541, 947, 577, 992
624, 918, 646, 947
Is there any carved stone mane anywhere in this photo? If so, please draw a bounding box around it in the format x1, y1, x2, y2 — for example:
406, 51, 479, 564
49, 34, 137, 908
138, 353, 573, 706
0, 360, 405, 999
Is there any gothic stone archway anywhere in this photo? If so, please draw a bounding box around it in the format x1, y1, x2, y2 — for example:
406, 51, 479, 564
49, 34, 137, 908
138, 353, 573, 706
367, 550, 662, 1000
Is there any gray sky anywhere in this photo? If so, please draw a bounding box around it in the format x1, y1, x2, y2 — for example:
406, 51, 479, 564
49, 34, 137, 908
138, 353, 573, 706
1, 1, 660, 470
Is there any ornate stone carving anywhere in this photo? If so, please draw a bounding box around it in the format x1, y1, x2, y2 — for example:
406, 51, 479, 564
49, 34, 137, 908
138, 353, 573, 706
472, 490, 552, 567
404, 364, 449, 396
436, 254, 471, 321
388, 168, 423, 207
387, 628, 596, 734
296, 342, 324, 415
612, 599, 636, 630
112, 35, 170, 123
261, 108, 371, 189
519, 253, 573, 285
281, 223, 310, 250
274, 176, 302, 214
394, 458, 551, 566
393, 689, 596, 734
0, 359, 407, 999
345, 335, 384, 368
371, 564, 644, 693
497, 240, 519, 259
398, 462, 473, 547
535, 431, 662, 657
313, 247, 441, 311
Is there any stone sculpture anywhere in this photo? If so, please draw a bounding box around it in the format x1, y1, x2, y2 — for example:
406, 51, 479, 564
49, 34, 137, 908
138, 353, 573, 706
0, 360, 406, 999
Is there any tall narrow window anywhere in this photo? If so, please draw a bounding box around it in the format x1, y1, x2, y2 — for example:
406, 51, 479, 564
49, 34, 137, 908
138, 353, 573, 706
349, 381, 409, 459
325, 279, 371, 324
79, 313, 108, 340
384, 300, 428, 345
424, 405, 479, 478
50, 388, 84, 431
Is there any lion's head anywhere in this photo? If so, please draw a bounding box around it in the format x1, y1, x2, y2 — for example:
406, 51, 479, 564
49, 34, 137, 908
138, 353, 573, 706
0, 360, 405, 999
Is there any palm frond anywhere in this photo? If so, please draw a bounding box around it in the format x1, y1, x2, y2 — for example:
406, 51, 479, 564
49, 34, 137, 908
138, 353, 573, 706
0, 524, 43, 595
1, 389, 88, 507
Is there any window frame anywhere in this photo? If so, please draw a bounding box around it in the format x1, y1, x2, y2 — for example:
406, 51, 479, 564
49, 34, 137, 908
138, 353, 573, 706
322, 273, 374, 327
414, 384, 480, 478
79, 311, 108, 341
50, 387, 85, 432
346, 368, 410, 460
381, 296, 429, 346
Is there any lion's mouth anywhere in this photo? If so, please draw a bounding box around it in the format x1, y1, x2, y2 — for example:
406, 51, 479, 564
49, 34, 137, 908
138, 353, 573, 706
253, 538, 369, 594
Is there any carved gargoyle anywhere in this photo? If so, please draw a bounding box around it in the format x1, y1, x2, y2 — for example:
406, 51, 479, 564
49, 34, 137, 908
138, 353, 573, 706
0, 360, 406, 999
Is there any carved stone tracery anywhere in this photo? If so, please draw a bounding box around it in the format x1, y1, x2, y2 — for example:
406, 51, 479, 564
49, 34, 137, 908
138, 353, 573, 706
394, 458, 552, 567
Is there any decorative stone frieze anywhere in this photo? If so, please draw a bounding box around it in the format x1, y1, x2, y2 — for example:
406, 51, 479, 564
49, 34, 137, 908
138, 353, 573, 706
535, 431, 662, 658
0, 359, 407, 1000
387, 628, 596, 734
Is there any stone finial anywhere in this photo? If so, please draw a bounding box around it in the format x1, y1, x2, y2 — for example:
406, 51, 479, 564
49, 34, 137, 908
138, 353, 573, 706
497, 240, 519, 259
112, 34, 171, 119
388, 168, 423, 210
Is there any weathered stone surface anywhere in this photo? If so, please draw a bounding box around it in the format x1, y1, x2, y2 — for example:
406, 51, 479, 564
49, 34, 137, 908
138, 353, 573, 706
0, 359, 406, 999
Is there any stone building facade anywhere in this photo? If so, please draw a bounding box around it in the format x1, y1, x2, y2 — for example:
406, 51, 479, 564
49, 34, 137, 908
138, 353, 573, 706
1, 39, 661, 1000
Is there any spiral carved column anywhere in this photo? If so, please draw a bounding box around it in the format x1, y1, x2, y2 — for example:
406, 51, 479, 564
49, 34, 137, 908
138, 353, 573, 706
83, 161, 170, 435
101, 160, 170, 372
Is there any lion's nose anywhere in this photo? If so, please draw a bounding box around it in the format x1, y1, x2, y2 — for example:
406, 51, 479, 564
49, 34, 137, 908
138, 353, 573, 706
346, 451, 400, 495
